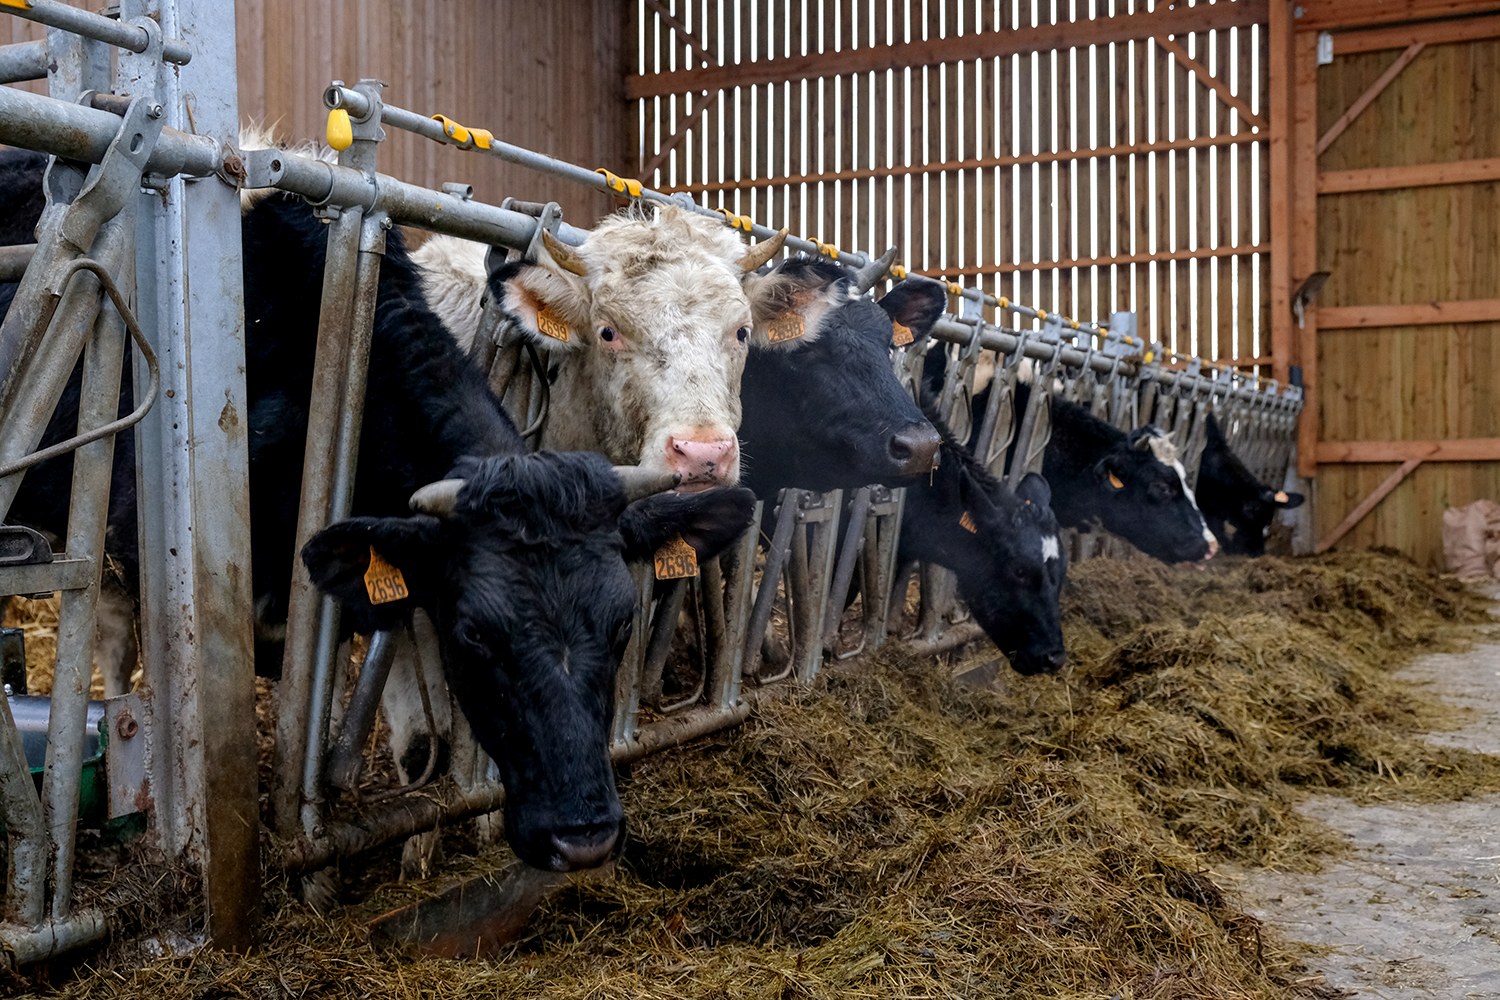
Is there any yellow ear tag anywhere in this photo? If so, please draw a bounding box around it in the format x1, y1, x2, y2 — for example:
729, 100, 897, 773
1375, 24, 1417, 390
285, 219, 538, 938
1273, 490, 1290, 503
363, 546, 409, 605
959, 511, 978, 534
767, 312, 805, 343
891, 321, 914, 347
653, 536, 699, 580
1108, 471, 1125, 489
326, 108, 353, 151
535, 302, 570, 342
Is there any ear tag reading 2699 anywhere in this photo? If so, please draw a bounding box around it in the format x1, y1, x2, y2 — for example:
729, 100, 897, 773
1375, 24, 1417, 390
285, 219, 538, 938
536, 303, 570, 342
891, 321, 914, 347
767, 312, 805, 343
654, 536, 699, 580
364, 546, 409, 605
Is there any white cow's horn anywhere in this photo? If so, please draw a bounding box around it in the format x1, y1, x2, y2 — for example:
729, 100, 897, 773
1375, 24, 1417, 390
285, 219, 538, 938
409, 479, 466, 517
613, 466, 683, 502
853, 245, 900, 294
737, 226, 789, 273
541, 230, 588, 277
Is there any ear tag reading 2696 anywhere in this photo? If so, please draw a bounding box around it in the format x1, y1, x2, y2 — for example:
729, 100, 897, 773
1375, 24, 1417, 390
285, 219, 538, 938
891, 321, 914, 347
536, 303, 570, 342
654, 536, 699, 580
364, 546, 409, 605
767, 312, 805, 343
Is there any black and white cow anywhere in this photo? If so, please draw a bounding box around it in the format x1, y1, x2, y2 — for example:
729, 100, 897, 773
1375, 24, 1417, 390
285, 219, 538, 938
1195, 413, 1303, 556
3, 179, 757, 872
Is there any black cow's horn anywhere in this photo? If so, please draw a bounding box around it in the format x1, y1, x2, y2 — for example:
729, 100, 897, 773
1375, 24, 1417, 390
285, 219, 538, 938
613, 466, 682, 502
409, 479, 465, 517
541, 230, 588, 277
853, 245, 900, 294
737, 227, 789, 272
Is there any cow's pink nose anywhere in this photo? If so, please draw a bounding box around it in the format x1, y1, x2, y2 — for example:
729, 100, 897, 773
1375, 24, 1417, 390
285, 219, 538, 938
666, 435, 737, 487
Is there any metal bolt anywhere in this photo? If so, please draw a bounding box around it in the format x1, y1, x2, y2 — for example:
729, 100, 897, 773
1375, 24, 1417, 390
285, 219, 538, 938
380, 217, 394, 230
116, 712, 138, 740
146, 103, 164, 120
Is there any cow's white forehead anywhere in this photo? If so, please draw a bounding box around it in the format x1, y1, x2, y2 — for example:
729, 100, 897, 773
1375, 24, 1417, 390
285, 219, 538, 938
1141, 428, 1179, 467
1040, 534, 1060, 562
580, 205, 749, 288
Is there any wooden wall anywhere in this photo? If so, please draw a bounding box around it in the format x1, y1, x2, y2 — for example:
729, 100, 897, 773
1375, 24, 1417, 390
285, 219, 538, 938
1314, 35, 1500, 567
5, 1, 632, 227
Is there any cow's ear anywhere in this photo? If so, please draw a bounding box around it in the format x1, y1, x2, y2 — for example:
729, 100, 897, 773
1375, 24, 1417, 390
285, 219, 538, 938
743, 257, 849, 351
301, 516, 444, 634
1096, 455, 1129, 491
619, 487, 758, 563
1015, 471, 1053, 510
1265, 488, 1304, 510
876, 278, 947, 347
488, 251, 590, 353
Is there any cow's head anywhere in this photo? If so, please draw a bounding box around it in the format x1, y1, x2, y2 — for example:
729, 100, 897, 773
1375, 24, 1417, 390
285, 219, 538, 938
490, 207, 789, 491
301, 451, 756, 872
1092, 426, 1218, 564
738, 261, 944, 494
1197, 414, 1303, 555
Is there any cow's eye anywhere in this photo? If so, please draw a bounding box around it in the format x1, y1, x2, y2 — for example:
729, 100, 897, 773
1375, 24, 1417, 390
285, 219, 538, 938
456, 621, 488, 654
736, 325, 750, 343
599, 326, 617, 342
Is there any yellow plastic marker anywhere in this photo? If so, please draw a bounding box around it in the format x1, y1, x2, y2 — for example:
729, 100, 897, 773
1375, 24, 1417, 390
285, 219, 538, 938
767, 313, 805, 343
536, 303, 570, 342
364, 547, 409, 605
1144, 351, 1155, 363
431, 114, 470, 145
1037, 309, 1047, 320
997, 296, 1009, 309
1071, 319, 1080, 330
654, 536, 699, 580
714, 208, 753, 232
959, 511, 978, 534
1108, 471, 1125, 489
890, 264, 907, 280
595, 168, 643, 198
947, 282, 963, 296
814, 240, 839, 260
326, 108, 353, 151
891, 321, 914, 347
0, 0, 35, 9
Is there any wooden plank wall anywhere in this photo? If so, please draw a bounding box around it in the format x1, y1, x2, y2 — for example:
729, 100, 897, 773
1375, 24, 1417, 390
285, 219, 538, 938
4, 1, 631, 226
638, 0, 1271, 367
1314, 35, 1500, 567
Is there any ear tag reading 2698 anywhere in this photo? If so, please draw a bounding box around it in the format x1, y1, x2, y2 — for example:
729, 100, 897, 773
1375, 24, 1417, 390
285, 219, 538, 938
654, 536, 699, 580
364, 546, 409, 605
536, 303, 570, 342
891, 321, 914, 347
767, 312, 805, 343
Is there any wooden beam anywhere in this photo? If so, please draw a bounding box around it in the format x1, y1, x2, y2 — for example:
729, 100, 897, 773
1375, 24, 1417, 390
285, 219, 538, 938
1316, 43, 1425, 154
1293, 0, 1500, 30
1313, 458, 1422, 553
1318, 298, 1500, 327
1293, 30, 1321, 480
661, 132, 1265, 196
626, 0, 1270, 99
917, 243, 1264, 278
1318, 156, 1500, 192
1316, 438, 1500, 462
1330, 12, 1500, 52
1154, 34, 1269, 131
1268, 0, 1295, 388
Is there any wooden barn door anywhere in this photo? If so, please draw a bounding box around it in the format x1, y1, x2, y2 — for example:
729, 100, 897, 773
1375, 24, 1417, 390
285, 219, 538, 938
1284, 2, 1500, 567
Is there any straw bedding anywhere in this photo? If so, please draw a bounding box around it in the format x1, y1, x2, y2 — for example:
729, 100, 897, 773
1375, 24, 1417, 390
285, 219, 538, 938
16, 550, 1499, 999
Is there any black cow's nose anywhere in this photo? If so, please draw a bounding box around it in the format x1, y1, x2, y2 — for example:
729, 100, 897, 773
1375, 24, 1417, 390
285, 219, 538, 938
888, 423, 942, 477
550, 822, 620, 870
1045, 650, 1068, 672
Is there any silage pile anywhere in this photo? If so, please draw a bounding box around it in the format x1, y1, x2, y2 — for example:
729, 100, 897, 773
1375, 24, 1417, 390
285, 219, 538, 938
33, 551, 1500, 1000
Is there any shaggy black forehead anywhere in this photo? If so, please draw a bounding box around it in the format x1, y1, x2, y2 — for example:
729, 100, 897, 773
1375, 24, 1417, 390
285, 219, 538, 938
450, 452, 627, 543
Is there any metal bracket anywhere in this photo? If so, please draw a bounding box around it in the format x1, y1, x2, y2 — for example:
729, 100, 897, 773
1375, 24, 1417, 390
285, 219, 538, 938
0, 526, 53, 567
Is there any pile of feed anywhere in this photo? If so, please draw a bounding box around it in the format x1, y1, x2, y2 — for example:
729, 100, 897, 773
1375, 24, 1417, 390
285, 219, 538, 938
28, 551, 1500, 999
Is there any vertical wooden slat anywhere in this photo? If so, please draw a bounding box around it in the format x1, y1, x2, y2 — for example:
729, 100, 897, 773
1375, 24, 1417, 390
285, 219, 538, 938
1293, 30, 1320, 480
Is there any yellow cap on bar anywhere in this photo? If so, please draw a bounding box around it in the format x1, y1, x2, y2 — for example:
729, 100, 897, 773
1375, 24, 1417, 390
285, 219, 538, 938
326, 109, 353, 151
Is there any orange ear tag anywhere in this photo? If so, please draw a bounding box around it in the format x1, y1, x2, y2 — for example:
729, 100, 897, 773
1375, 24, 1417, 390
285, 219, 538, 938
891, 321, 914, 347
653, 535, 699, 580
767, 312, 805, 343
364, 546, 410, 605
1108, 471, 1125, 489
959, 511, 978, 534
536, 302, 570, 342
1273, 490, 1289, 503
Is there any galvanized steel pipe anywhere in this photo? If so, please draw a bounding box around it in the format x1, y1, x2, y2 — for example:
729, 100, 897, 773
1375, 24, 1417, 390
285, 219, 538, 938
0, 39, 47, 84
0, 0, 191, 64
0, 85, 220, 178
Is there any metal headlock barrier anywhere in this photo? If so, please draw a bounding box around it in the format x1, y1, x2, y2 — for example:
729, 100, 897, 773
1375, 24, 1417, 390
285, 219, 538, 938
0, 0, 1304, 965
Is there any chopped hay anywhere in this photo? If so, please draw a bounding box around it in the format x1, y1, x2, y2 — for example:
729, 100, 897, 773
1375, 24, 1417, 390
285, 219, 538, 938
22, 551, 1500, 999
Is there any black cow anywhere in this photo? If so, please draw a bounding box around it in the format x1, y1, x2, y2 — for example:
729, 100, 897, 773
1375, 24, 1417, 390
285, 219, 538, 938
1196, 413, 1303, 555
3, 172, 756, 872
951, 373, 1217, 565
896, 412, 1068, 675
735, 258, 945, 496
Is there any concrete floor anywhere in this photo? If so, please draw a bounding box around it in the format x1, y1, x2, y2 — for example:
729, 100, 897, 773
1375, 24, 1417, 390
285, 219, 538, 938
1237, 583, 1500, 1000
